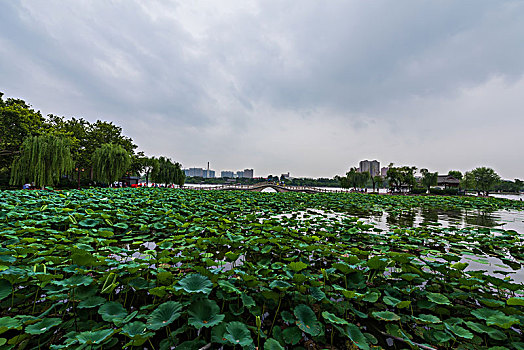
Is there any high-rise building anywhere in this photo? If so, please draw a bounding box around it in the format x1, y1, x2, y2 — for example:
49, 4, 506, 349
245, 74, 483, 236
203, 170, 215, 178
243, 169, 254, 179
359, 160, 380, 177
221, 171, 234, 178
236, 171, 244, 178
381, 167, 389, 177
184, 168, 204, 177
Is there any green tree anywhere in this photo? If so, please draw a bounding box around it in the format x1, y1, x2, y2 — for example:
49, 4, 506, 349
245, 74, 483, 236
386, 164, 417, 192
515, 179, 523, 192
447, 170, 463, 181
136, 155, 158, 186
469, 167, 500, 196
46, 115, 92, 188
10, 134, 73, 189
343, 168, 369, 190
152, 157, 185, 187
92, 144, 131, 184
373, 175, 384, 191
420, 169, 438, 193
337, 175, 350, 189
0, 93, 46, 183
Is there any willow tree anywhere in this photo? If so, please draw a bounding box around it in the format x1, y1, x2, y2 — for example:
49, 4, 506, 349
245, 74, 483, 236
10, 134, 73, 188
92, 143, 131, 184
152, 156, 185, 187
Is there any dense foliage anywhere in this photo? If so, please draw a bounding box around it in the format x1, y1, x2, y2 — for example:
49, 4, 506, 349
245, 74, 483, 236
92, 144, 132, 184
151, 157, 185, 187
10, 134, 74, 188
0, 92, 184, 189
0, 189, 522, 349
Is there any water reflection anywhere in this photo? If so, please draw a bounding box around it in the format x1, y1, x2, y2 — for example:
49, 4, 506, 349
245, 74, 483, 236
463, 210, 499, 228
386, 209, 416, 228
359, 207, 524, 232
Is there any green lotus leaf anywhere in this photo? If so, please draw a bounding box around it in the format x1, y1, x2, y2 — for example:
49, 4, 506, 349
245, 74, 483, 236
383, 295, 401, 307
486, 314, 520, 329
366, 256, 388, 270
347, 324, 370, 350
0, 316, 22, 334
445, 324, 473, 339
174, 274, 213, 294
188, 299, 225, 329
128, 277, 152, 290
25, 318, 61, 335
414, 314, 441, 324
426, 292, 451, 305
53, 275, 93, 287
264, 338, 284, 350
480, 298, 505, 308
229, 303, 245, 316
173, 339, 207, 349
76, 329, 113, 344
432, 330, 452, 342
156, 271, 173, 285
147, 301, 183, 330
78, 219, 100, 227
113, 222, 129, 230
211, 322, 228, 344
0, 279, 11, 301
400, 273, 420, 282
450, 262, 468, 270
512, 342, 524, 350
269, 280, 292, 291
0, 255, 15, 263
332, 262, 358, 274
121, 310, 138, 325
121, 321, 152, 339
218, 280, 241, 294
322, 311, 349, 325
281, 310, 295, 324
224, 321, 253, 347
294, 304, 321, 336
241, 293, 255, 308
397, 300, 411, 309
293, 273, 308, 283
288, 261, 307, 272
362, 291, 380, 303
71, 250, 96, 266
507, 297, 524, 306
78, 296, 106, 309
282, 326, 301, 345
464, 321, 507, 340
471, 308, 504, 321
98, 301, 128, 323
225, 251, 240, 261
152, 222, 166, 230
372, 311, 400, 321
465, 321, 489, 333
309, 287, 326, 301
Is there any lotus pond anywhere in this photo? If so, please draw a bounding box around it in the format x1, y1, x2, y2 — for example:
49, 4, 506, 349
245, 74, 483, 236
0, 188, 523, 349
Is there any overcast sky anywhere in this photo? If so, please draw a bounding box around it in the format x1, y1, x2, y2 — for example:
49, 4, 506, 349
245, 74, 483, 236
1, 1, 523, 179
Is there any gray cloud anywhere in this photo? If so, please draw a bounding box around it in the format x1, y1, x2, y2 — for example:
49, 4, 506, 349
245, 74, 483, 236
1, 0, 523, 179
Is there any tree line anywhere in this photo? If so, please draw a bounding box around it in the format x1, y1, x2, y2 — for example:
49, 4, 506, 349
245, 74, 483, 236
0, 92, 185, 189
339, 163, 521, 196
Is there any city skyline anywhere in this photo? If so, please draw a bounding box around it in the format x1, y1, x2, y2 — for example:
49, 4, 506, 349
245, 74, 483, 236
1, 2, 523, 179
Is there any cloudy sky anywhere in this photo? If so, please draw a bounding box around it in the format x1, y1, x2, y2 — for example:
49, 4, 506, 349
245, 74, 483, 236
1, 1, 523, 179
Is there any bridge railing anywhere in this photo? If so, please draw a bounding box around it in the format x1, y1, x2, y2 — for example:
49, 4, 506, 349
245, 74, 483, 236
184, 183, 355, 193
